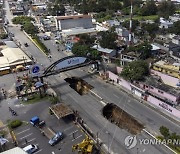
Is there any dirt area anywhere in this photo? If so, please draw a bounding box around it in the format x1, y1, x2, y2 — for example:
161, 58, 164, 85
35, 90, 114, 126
64, 77, 93, 95
102, 103, 144, 135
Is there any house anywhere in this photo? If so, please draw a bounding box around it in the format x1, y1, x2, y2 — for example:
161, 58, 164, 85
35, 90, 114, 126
133, 76, 180, 106
120, 51, 138, 66
55, 15, 94, 31
103, 20, 120, 28
152, 60, 180, 79
169, 14, 180, 22
92, 45, 116, 63
116, 26, 131, 44
172, 35, 180, 45
159, 18, 173, 29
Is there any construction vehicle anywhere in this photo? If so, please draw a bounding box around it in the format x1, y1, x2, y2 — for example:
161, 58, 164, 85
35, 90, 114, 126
72, 135, 93, 154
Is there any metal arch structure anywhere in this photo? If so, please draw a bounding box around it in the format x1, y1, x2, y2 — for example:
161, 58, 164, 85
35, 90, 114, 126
41, 56, 99, 77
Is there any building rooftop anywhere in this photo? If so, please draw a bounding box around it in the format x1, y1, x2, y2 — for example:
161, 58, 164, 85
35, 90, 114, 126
62, 28, 96, 37
56, 15, 91, 20
144, 76, 180, 96
92, 45, 114, 54
1, 147, 27, 154
153, 60, 180, 72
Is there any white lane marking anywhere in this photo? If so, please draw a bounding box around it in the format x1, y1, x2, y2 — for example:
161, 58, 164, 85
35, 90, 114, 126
16, 128, 30, 135
33, 149, 42, 154
22, 138, 36, 145
72, 135, 83, 141
68, 130, 78, 136
100, 100, 107, 106
20, 133, 33, 140
113, 94, 119, 98
64, 125, 74, 132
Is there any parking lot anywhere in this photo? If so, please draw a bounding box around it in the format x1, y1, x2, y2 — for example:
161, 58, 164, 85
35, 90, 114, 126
14, 115, 86, 154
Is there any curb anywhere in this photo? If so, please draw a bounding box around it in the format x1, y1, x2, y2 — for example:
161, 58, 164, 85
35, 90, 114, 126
106, 80, 180, 124
23, 31, 47, 56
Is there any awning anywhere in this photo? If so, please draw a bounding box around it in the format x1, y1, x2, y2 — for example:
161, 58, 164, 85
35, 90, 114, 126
49, 103, 74, 119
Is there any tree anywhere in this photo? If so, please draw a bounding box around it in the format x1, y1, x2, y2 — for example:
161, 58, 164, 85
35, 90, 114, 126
72, 44, 100, 60
139, 0, 157, 16
169, 21, 180, 35
122, 20, 139, 32
23, 22, 38, 35
47, 3, 65, 16
159, 126, 170, 139
78, 34, 95, 46
157, 1, 176, 18
98, 31, 117, 49
120, 60, 149, 81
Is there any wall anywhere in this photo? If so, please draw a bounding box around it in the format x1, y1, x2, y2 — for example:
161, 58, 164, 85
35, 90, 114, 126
147, 95, 180, 119
107, 71, 131, 91
107, 71, 180, 119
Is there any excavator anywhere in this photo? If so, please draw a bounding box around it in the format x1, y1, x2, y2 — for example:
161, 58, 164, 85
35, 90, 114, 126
72, 135, 94, 154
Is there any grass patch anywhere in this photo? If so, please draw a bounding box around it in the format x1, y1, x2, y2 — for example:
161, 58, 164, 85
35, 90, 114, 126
8, 120, 22, 129
121, 15, 158, 21
22, 94, 50, 104
156, 136, 180, 154
0, 130, 8, 137
32, 35, 49, 55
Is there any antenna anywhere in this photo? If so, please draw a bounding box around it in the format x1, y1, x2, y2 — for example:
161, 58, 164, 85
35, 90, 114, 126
128, 0, 133, 46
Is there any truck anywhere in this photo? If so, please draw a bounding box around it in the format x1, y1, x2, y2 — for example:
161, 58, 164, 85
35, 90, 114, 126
30, 116, 55, 139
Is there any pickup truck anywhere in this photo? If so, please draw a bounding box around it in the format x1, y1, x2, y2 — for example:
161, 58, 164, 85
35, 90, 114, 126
30, 116, 55, 139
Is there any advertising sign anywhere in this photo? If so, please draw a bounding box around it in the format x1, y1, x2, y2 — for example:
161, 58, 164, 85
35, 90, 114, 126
55, 57, 87, 70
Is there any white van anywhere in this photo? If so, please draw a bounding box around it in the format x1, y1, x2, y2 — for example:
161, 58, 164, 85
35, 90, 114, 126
23, 144, 38, 154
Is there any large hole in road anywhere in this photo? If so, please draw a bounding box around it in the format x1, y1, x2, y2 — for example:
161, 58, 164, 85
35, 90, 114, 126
102, 103, 144, 135
64, 77, 93, 95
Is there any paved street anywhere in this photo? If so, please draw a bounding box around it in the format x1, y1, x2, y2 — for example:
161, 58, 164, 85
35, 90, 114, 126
2, 1, 180, 153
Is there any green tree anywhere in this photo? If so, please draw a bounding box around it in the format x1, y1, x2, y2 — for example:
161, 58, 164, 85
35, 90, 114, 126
160, 126, 170, 139
158, 1, 176, 18
72, 44, 100, 60
98, 31, 117, 49
23, 22, 38, 35
122, 20, 139, 32
120, 60, 149, 81
139, 0, 157, 16
78, 34, 95, 46
169, 20, 180, 35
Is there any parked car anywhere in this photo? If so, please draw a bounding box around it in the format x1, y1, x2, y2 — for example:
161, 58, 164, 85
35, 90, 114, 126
43, 35, 50, 40
23, 144, 38, 154
49, 132, 63, 146
25, 65, 32, 70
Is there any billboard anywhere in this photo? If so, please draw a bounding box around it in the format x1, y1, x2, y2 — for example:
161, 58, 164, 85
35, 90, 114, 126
55, 57, 87, 70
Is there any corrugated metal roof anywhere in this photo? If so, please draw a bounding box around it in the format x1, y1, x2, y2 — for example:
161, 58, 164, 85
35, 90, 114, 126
1, 147, 28, 154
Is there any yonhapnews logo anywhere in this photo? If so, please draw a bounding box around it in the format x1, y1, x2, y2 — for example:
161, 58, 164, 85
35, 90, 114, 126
124, 135, 180, 149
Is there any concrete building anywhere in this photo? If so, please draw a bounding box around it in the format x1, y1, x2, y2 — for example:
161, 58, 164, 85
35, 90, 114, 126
92, 45, 116, 63
152, 60, 180, 79
55, 15, 93, 31
0, 46, 32, 75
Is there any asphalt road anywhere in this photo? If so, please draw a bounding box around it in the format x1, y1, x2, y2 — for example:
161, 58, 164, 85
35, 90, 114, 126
3, 1, 180, 153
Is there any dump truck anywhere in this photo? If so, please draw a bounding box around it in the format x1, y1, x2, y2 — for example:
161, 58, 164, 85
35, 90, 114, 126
30, 116, 55, 139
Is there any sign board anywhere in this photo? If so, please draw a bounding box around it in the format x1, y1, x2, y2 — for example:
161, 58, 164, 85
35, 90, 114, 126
55, 57, 87, 70
31, 64, 42, 77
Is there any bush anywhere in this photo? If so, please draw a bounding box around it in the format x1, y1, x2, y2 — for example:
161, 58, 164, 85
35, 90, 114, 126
0, 33, 8, 39
0, 130, 8, 137
8, 120, 22, 129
